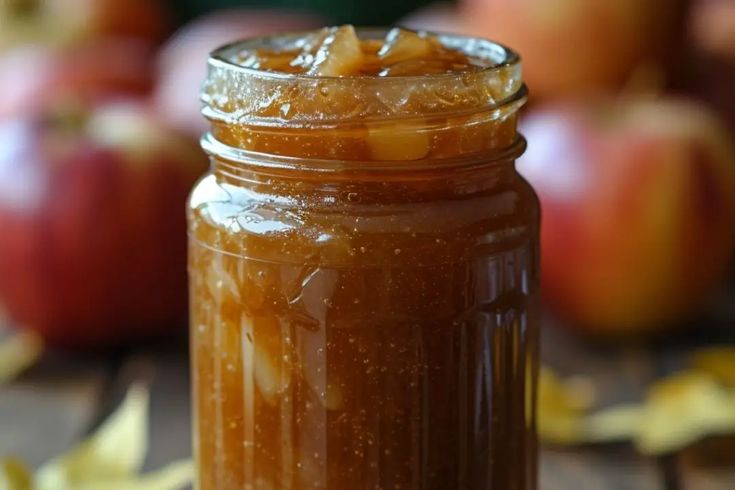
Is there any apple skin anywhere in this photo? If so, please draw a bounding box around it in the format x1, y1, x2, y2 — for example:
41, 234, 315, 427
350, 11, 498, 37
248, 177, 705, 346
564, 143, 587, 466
153, 9, 325, 137
0, 101, 206, 348
690, 0, 735, 62
0, 0, 168, 50
517, 98, 735, 335
462, 0, 689, 100
0, 38, 154, 119
681, 0, 735, 134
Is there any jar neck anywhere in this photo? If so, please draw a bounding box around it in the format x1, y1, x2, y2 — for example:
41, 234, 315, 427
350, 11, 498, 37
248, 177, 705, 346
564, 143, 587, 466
202, 29, 527, 162
206, 134, 526, 204
208, 108, 521, 162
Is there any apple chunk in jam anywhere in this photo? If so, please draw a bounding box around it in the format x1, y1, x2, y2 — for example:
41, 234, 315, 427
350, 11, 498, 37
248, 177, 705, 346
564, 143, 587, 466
235, 26, 485, 76
191, 26, 538, 490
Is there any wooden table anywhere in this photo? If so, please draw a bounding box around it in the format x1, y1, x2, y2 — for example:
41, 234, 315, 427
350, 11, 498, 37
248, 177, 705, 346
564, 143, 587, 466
2, 293, 734, 489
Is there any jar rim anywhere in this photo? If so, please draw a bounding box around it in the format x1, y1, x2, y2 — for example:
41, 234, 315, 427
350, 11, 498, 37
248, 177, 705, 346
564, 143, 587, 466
207, 27, 522, 82
202, 27, 526, 126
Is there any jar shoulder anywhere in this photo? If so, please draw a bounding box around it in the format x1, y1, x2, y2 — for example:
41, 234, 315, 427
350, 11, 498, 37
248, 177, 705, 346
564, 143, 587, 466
188, 170, 539, 265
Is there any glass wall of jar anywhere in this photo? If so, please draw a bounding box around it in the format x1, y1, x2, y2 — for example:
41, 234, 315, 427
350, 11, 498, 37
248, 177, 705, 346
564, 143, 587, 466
188, 28, 539, 490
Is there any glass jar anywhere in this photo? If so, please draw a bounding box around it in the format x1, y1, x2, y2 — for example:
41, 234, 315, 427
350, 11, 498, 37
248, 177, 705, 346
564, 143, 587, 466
188, 29, 539, 490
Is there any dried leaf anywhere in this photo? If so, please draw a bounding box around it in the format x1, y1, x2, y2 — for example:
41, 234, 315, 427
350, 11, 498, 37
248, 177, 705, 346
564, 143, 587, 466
538, 366, 595, 412
691, 347, 735, 387
537, 366, 595, 444
539, 363, 735, 454
35, 384, 149, 489
635, 372, 735, 455
0, 331, 43, 384
539, 410, 585, 445
583, 404, 643, 443
3, 381, 193, 490
71, 459, 194, 490
0, 457, 33, 490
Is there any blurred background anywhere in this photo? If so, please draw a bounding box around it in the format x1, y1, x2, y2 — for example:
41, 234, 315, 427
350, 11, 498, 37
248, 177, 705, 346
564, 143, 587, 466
0, 0, 733, 488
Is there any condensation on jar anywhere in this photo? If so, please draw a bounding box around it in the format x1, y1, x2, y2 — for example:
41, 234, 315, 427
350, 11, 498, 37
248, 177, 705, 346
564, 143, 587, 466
187, 27, 540, 490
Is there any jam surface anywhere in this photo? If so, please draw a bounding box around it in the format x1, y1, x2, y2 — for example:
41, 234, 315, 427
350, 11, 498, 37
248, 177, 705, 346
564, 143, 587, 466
234, 26, 488, 77
190, 26, 539, 490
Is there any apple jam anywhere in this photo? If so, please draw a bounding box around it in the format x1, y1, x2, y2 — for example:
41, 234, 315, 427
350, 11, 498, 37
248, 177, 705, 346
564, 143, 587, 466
189, 27, 539, 490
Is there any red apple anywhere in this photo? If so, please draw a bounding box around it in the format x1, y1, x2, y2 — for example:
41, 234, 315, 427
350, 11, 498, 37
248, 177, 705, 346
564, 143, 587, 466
0, 0, 168, 50
154, 9, 325, 137
691, 0, 735, 62
462, 0, 689, 100
0, 38, 154, 119
400, 3, 469, 34
518, 98, 735, 334
0, 101, 206, 348
682, 1, 735, 135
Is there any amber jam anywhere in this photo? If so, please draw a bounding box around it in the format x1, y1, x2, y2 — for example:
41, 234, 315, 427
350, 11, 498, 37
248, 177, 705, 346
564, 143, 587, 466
189, 27, 539, 490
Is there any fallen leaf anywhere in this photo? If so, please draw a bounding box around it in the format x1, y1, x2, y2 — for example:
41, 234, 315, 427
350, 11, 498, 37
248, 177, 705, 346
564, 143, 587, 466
583, 404, 643, 443
538, 366, 596, 411
635, 372, 735, 455
0, 331, 43, 384
583, 373, 735, 454
691, 346, 735, 387
0, 457, 33, 490
3, 381, 193, 490
35, 384, 149, 489
72, 459, 194, 490
539, 364, 735, 454
537, 365, 595, 444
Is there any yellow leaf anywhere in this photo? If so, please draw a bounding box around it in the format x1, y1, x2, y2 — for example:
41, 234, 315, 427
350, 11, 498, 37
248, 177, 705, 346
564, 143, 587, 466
539, 409, 585, 445
537, 366, 595, 444
36, 384, 149, 489
72, 459, 194, 490
538, 366, 596, 412
635, 372, 735, 455
0, 457, 33, 490
583, 404, 643, 443
539, 363, 735, 453
0, 332, 43, 384
691, 347, 735, 387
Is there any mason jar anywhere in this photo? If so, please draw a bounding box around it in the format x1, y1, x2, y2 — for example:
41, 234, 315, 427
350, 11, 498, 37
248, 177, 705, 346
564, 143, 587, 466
188, 28, 539, 490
